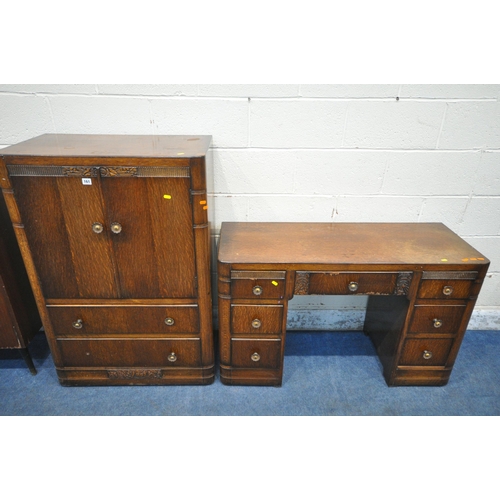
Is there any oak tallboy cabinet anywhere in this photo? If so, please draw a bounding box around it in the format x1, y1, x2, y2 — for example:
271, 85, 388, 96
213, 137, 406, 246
0, 134, 214, 385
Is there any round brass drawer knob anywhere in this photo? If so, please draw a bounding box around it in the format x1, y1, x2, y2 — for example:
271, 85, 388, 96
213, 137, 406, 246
72, 319, 83, 329
251, 319, 262, 329
92, 222, 104, 234
111, 222, 122, 234
251, 352, 261, 362
433, 318, 443, 328
252, 285, 263, 296
164, 317, 175, 326
443, 286, 453, 296
168, 352, 177, 362
348, 281, 359, 292
423, 350, 433, 360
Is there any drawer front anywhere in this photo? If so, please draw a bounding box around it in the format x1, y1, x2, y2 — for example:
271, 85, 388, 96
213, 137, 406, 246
48, 305, 199, 335
230, 271, 285, 299
57, 338, 201, 367
399, 338, 454, 366
409, 305, 466, 334
231, 338, 282, 369
418, 279, 473, 300
231, 305, 283, 335
307, 272, 398, 295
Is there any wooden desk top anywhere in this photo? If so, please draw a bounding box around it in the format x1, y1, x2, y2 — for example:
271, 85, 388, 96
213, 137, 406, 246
218, 222, 489, 267
0, 134, 212, 158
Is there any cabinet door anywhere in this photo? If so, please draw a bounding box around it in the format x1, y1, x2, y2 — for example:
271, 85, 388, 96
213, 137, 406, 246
100, 172, 197, 298
11, 172, 118, 299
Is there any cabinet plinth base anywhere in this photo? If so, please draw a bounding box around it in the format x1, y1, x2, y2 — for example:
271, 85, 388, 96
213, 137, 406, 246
56, 366, 215, 386
388, 367, 452, 387
219, 365, 282, 386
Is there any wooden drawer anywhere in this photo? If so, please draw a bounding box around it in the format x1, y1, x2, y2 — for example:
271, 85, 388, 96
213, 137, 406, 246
57, 338, 201, 367
230, 271, 285, 299
409, 305, 466, 334
418, 280, 474, 300
231, 305, 283, 335
231, 338, 282, 369
307, 272, 399, 295
48, 305, 199, 335
399, 338, 454, 366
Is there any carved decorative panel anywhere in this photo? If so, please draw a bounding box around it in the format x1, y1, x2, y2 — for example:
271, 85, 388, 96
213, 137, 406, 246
394, 272, 413, 296
107, 369, 163, 379
8, 165, 99, 177
294, 272, 310, 295
100, 166, 138, 177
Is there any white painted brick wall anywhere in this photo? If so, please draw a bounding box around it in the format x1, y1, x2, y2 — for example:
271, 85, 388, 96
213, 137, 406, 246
1, 84, 499, 328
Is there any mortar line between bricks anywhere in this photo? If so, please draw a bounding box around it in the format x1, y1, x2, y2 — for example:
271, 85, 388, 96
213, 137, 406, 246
0, 92, 498, 102
212, 147, 495, 153
209, 193, 481, 199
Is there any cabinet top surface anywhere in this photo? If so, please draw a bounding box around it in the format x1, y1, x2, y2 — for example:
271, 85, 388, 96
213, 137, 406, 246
218, 222, 489, 267
0, 134, 212, 158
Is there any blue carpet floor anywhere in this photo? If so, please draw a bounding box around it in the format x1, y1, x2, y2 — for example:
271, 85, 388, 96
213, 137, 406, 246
1, 330, 499, 416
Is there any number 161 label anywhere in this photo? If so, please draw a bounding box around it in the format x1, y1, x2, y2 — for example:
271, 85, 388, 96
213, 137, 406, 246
82, 178, 92, 185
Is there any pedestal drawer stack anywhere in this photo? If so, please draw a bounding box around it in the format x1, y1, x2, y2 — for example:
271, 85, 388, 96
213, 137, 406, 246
397, 271, 482, 380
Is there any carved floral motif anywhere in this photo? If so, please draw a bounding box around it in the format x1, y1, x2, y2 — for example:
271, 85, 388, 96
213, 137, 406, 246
62, 166, 97, 177
100, 166, 138, 177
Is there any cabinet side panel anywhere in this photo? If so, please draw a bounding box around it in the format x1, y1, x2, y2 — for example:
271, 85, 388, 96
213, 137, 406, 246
190, 157, 214, 368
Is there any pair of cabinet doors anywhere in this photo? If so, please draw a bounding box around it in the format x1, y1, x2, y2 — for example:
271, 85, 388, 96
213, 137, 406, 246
11, 170, 197, 300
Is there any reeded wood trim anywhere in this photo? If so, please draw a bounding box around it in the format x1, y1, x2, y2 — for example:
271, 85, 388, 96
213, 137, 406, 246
100, 166, 190, 177
7, 165, 191, 178
231, 270, 286, 280
422, 271, 478, 280
8, 165, 99, 177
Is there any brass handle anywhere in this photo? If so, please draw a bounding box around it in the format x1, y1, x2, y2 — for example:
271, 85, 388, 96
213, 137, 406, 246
433, 318, 443, 328
348, 281, 359, 292
252, 285, 263, 296
251, 352, 261, 362
110, 222, 122, 234
168, 352, 177, 362
443, 285, 453, 296
423, 350, 433, 360
164, 317, 175, 326
251, 319, 262, 329
72, 319, 83, 329
92, 222, 104, 234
